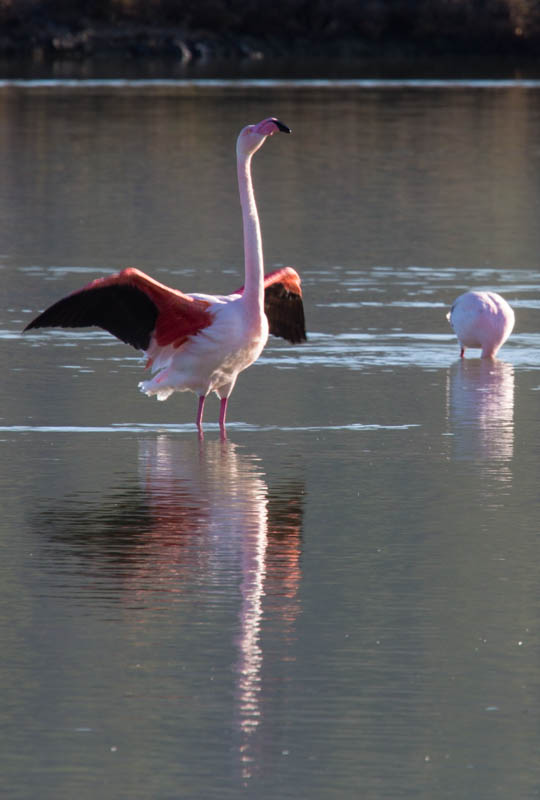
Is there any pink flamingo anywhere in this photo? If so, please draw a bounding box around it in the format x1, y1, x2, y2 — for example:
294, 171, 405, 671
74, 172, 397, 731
24, 118, 306, 434
447, 291, 514, 359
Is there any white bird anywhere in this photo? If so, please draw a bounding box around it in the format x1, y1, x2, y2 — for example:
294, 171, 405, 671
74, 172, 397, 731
447, 290, 514, 358
24, 117, 306, 435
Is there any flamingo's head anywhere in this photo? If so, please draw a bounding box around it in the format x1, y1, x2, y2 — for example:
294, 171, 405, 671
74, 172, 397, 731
236, 117, 291, 157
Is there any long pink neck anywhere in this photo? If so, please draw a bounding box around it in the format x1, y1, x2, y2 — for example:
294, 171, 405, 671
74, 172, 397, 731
237, 151, 264, 311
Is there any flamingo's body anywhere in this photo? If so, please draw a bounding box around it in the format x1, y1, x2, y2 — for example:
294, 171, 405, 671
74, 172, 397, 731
447, 291, 514, 359
24, 118, 306, 433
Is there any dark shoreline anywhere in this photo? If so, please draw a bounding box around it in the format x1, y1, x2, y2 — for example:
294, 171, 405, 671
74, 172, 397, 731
1, 34, 540, 83
2, 23, 539, 62
2, 2, 540, 79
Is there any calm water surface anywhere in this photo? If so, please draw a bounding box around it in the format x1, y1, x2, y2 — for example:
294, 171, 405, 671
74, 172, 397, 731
2, 81, 540, 799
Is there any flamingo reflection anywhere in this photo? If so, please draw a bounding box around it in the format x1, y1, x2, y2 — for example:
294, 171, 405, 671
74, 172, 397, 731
137, 436, 303, 781
37, 436, 303, 783
446, 359, 514, 482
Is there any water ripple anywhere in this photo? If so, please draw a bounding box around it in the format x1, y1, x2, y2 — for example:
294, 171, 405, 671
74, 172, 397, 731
0, 422, 419, 434
1, 78, 540, 91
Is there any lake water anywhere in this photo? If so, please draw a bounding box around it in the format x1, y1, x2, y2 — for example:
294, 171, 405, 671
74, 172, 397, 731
2, 79, 540, 799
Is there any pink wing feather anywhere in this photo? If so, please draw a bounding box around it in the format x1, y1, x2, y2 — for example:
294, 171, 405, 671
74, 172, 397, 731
262, 267, 303, 296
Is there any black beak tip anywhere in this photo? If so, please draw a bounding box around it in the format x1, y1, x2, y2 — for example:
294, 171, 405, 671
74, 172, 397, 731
275, 119, 291, 134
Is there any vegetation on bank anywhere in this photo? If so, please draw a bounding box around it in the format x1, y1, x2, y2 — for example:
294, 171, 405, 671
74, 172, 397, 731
1, 0, 540, 61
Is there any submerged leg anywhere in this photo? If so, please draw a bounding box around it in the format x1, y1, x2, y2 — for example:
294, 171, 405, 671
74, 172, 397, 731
196, 395, 206, 432
219, 397, 228, 438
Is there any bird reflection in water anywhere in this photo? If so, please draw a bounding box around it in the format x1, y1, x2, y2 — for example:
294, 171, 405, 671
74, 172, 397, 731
138, 436, 303, 782
39, 435, 304, 784
446, 359, 515, 486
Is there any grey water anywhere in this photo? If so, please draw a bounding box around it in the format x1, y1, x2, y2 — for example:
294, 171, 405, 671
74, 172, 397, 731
2, 80, 540, 799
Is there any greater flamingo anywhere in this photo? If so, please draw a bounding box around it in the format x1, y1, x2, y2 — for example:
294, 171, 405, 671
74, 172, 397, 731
447, 290, 514, 358
24, 117, 306, 434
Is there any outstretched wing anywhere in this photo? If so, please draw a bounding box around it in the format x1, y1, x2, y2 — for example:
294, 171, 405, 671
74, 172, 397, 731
263, 267, 306, 344
235, 267, 306, 344
24, 268, 214, 351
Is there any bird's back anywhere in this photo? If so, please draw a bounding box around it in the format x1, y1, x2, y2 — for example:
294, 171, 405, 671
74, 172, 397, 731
449, 291, 514, 357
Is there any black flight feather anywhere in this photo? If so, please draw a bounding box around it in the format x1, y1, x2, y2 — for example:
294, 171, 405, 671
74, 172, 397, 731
264, 282, 306, 345
24, 284, 159, 351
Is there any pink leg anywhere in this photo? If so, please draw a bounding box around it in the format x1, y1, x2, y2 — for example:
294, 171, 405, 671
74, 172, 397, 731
196, 395, 206, 431
460, 347, 465, 358
219, 397, 228, 438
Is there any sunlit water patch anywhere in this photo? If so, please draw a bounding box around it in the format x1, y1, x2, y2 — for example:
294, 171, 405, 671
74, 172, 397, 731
265, 332, 462, 370
0, 422, 420, 435
15, 325, 540, 376
320, 301, 447, 308
3, 78, 540, 91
